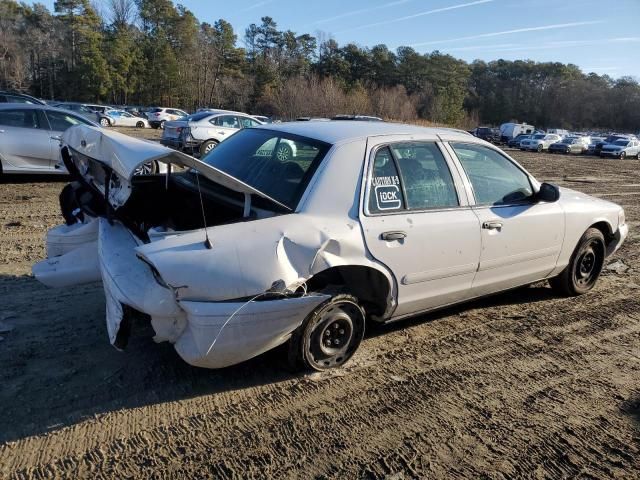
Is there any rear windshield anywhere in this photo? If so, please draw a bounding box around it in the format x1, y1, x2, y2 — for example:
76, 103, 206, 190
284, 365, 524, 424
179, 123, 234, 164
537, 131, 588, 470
199, 128, 331, 210
613, 140, 629, 146
185, 112, 213, 122
149, 108, 163, 113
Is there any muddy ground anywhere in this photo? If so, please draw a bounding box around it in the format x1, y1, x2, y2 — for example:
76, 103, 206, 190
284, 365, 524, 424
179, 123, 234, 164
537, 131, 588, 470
0, 128, 638, 479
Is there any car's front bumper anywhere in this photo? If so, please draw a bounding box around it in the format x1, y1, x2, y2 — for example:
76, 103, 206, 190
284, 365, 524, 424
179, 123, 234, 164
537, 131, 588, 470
600, 151, 623, 158
607, 222, 629, 257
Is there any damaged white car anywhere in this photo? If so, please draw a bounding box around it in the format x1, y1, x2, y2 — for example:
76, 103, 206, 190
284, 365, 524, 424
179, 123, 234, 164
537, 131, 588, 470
33, 122, 628, 371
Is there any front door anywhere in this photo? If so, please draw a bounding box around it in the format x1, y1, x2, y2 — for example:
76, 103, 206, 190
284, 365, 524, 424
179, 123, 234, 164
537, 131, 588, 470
360, 141, 481, 318
448, 142, 565, 297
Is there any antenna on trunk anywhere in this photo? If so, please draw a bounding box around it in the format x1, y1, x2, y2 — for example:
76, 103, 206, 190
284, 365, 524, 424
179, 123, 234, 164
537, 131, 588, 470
194, 170, 213, 249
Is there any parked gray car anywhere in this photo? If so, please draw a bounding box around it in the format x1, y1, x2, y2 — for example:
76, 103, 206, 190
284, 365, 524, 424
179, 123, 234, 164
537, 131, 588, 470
0, 104, 99, 174
161, 110, 263, 156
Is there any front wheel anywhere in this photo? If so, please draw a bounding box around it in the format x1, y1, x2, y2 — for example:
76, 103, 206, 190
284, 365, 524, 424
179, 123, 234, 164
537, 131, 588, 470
549, 228, 605, 296
100, 118, 110, 127
537, 144, 543, 152
620, 151, 626, 160
288, 294, 365, 372
275, 143, 293, 161
159, 120, 166, 130
136, 121, 145, 128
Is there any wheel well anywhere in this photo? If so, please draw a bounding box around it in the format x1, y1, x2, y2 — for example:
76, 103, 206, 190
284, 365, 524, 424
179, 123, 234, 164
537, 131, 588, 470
304, 265, 391, 317
590, 221, 615, 245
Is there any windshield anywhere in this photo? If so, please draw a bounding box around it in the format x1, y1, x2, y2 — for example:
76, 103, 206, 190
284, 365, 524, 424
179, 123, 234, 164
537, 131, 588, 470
613, 140, 629, 146
199, 128, 331, 209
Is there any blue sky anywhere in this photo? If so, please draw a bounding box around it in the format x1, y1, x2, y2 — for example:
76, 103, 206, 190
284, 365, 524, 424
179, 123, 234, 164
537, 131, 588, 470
33, 0, 640, 78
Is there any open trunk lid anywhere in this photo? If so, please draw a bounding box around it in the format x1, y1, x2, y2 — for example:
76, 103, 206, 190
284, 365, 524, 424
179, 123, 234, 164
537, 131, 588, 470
62, 125, 290, 211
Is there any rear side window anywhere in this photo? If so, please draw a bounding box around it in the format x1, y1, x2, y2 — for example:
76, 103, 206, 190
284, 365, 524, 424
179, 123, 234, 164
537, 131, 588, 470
0, 109, 42, 129
367, 143, 459, 214
368, 147, 404, 213
450, 143, 533, 205
213, 115, 240, 128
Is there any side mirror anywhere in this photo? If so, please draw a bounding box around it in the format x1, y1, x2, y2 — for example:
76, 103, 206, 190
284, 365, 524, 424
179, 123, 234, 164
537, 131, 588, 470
534, 182, 560, 203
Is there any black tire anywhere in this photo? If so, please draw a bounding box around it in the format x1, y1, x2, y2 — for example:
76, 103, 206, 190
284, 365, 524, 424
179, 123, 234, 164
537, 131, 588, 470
199, 140, 219, 156
636, 152, 640, 160
549, 227, 605, 296
275, 143, 293, 161
537, 144, 543, 152
620, 151, 626, 160
136, 121, 145, 128
100, 117, 110, 127
159, 120, 166, 129
288, 294, 365, 372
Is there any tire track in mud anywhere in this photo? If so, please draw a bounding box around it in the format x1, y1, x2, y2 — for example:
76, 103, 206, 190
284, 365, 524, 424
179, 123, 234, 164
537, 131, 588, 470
4, 284, 639, 478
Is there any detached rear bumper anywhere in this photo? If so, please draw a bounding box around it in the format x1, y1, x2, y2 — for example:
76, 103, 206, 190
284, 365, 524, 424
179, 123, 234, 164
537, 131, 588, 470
34, 218, 328, 369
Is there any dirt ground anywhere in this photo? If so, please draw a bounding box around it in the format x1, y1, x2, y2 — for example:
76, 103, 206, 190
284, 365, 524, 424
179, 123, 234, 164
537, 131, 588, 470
0, 128, 638, 479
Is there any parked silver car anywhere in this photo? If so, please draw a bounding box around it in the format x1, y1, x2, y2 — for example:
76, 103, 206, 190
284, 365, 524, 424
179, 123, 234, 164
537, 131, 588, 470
33, 122, 627, 371
600, 139, 640, 159
106, 110, 150, 128
161, 110, 263, 156
548, 137, 589, 154
520, 133, 562, 152
0, 104, 98, 174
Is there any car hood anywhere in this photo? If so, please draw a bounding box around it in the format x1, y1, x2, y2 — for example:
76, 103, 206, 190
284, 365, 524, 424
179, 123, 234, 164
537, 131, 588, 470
62, 125, 290, 210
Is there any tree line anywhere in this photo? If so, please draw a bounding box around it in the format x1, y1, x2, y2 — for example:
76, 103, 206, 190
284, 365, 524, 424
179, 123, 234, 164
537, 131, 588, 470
1, 0, 639, 131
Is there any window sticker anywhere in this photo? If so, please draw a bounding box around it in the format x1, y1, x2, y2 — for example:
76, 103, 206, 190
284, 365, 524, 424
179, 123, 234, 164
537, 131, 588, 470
375, 185, 402, 210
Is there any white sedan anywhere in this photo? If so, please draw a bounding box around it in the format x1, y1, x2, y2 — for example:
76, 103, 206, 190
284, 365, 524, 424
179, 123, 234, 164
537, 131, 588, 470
33, 122, 627, 371
106, 110, 150, 128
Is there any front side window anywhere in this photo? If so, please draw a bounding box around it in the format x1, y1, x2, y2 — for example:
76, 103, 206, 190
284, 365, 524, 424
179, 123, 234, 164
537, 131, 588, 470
0, 109, 42, 129
46, 110, 93, 131
450, 143, 533, 205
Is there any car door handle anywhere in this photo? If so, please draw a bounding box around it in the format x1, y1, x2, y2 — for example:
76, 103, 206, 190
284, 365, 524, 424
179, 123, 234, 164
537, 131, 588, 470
381, 231, 407, 241
50, 135, 61, 140
482, 221, 503, 230
218, 131, 226, 135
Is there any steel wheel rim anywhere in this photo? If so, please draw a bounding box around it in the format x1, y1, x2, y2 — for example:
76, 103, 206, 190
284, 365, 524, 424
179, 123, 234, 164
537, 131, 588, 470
307, 302, 363, 369
573, 240, 602, 288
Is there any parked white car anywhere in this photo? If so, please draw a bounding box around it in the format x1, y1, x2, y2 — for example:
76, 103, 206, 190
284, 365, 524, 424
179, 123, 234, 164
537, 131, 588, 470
600, 139, 640, 159
161, 110, 290, 157
106, 110, 150, 128
146, 107, 188, 129
33, 122, 627, 371
520, 133, 562, 152
0, 104, 98, 174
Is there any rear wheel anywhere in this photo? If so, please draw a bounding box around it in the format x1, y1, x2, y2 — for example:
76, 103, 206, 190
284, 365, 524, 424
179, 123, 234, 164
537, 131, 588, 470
133, 161, 158, 176
288, 294, 365, 372
549, 228, 605, 296
200, 139, 219, 156
620, 151, 626, 160
537, 144, 543, 152
159, 120, 166, 130
100, 117, 110, 127
136, 121, 145, 128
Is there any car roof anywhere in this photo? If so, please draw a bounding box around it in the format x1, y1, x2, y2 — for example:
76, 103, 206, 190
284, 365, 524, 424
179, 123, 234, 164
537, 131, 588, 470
0, 103, 100, 124
254, 120, 473, 144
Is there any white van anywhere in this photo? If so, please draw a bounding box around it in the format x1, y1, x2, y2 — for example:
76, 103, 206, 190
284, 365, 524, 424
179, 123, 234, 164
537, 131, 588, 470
499, 123, 535, 143
547, 128, 569, 137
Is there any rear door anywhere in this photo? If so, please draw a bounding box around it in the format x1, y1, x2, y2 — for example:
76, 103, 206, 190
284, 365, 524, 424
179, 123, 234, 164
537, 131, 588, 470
359, 139, 481, 317
211, 115, 241, 142
447, 142, 565, 296
0, 108, 52, 170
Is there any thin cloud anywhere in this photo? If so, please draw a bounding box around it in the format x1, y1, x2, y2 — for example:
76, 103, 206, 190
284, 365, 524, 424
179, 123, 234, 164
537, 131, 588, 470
337, 0, 494, 34
315, 0, 414, 25
411, 21, 603, 47
439, 37, 640, 53
237, 0, 275, 13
